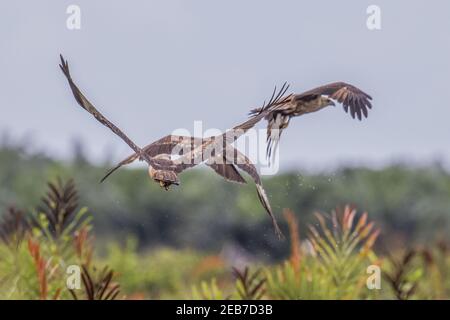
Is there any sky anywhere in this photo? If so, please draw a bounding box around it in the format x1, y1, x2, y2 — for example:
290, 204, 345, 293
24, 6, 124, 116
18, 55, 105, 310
1, 1, 449, 172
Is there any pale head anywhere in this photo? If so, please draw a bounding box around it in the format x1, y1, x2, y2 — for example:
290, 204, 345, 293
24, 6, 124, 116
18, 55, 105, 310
319, 96, 336, 108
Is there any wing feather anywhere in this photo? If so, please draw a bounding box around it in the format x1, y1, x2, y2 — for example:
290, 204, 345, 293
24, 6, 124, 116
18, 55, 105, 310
100, 135, 201, 182
59, 55, 155, 166
297, 82, 372, 120
231, 148, 284, 239
206, 162, 247, 184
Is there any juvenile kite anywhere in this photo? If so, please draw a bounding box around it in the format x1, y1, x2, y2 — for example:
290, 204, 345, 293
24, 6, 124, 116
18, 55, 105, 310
249, 82, 373, 161
59, 55, 287, 238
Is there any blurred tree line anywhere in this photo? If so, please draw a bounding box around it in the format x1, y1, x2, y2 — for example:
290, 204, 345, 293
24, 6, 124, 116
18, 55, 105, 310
1, 143, 449, 260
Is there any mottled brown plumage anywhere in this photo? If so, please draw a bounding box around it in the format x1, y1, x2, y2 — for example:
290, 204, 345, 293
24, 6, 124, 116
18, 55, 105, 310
59, 55, 284, 239
249, 82, 373, 161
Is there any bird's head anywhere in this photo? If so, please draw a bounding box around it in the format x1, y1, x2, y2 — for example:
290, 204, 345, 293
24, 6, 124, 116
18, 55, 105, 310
320, 97, 335, 107
148, 167, 179, 191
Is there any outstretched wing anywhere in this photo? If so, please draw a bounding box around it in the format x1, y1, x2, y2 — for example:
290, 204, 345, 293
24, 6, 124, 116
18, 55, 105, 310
59, 55, 154, 165
295, 82, 372, 120
229, 147, 284, 239
206, 161, 247, 184
172, 83, 292, 170
100, 135, 200, 182
102, 133, 247, 184
100, 153, 140, 183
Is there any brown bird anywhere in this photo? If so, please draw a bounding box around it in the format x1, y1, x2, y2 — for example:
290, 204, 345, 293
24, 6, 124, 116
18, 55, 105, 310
249, 82, 373, 161
59, 55, 287, 239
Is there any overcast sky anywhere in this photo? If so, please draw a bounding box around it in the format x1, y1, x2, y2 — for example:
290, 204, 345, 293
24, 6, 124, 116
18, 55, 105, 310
1, 1, 449, 171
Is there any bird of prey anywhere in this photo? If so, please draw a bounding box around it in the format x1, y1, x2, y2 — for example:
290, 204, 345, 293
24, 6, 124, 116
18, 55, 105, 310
59, 55, 287, 239
249, 82, 373, 161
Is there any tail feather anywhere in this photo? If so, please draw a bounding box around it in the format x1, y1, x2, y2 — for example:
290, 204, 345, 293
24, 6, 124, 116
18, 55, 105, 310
266, 113, 289, 165
207, 163, 247, 184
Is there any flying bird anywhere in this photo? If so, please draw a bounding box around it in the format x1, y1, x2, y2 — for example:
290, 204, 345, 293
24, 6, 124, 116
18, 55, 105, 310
59, 55, 287, 239
249, 82, 373, 162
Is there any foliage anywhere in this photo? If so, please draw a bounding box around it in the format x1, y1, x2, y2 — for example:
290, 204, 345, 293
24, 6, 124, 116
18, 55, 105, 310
1, 145, 450, 257
417, 241, 450, 299
0, 206, 29, 249
101, 239, 208, 299
233, 267, 266, 300
191, 207, 390, 300
0, 178, 119, 300
0, 174, 450, 300
69, 266, 120, 300
192, 278, 227, 300
264, 206, 380, 299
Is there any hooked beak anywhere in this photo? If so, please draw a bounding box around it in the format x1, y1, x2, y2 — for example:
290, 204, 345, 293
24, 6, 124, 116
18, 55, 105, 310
330, 101, 336, 107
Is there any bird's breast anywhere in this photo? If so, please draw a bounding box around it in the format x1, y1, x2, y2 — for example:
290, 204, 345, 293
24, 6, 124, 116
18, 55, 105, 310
148, 166, 156, 179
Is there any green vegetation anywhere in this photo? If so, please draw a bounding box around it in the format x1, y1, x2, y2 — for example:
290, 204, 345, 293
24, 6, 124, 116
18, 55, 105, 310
1, 178, 449, 299
0, 144, 449, 299
1, 144, 449, 254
